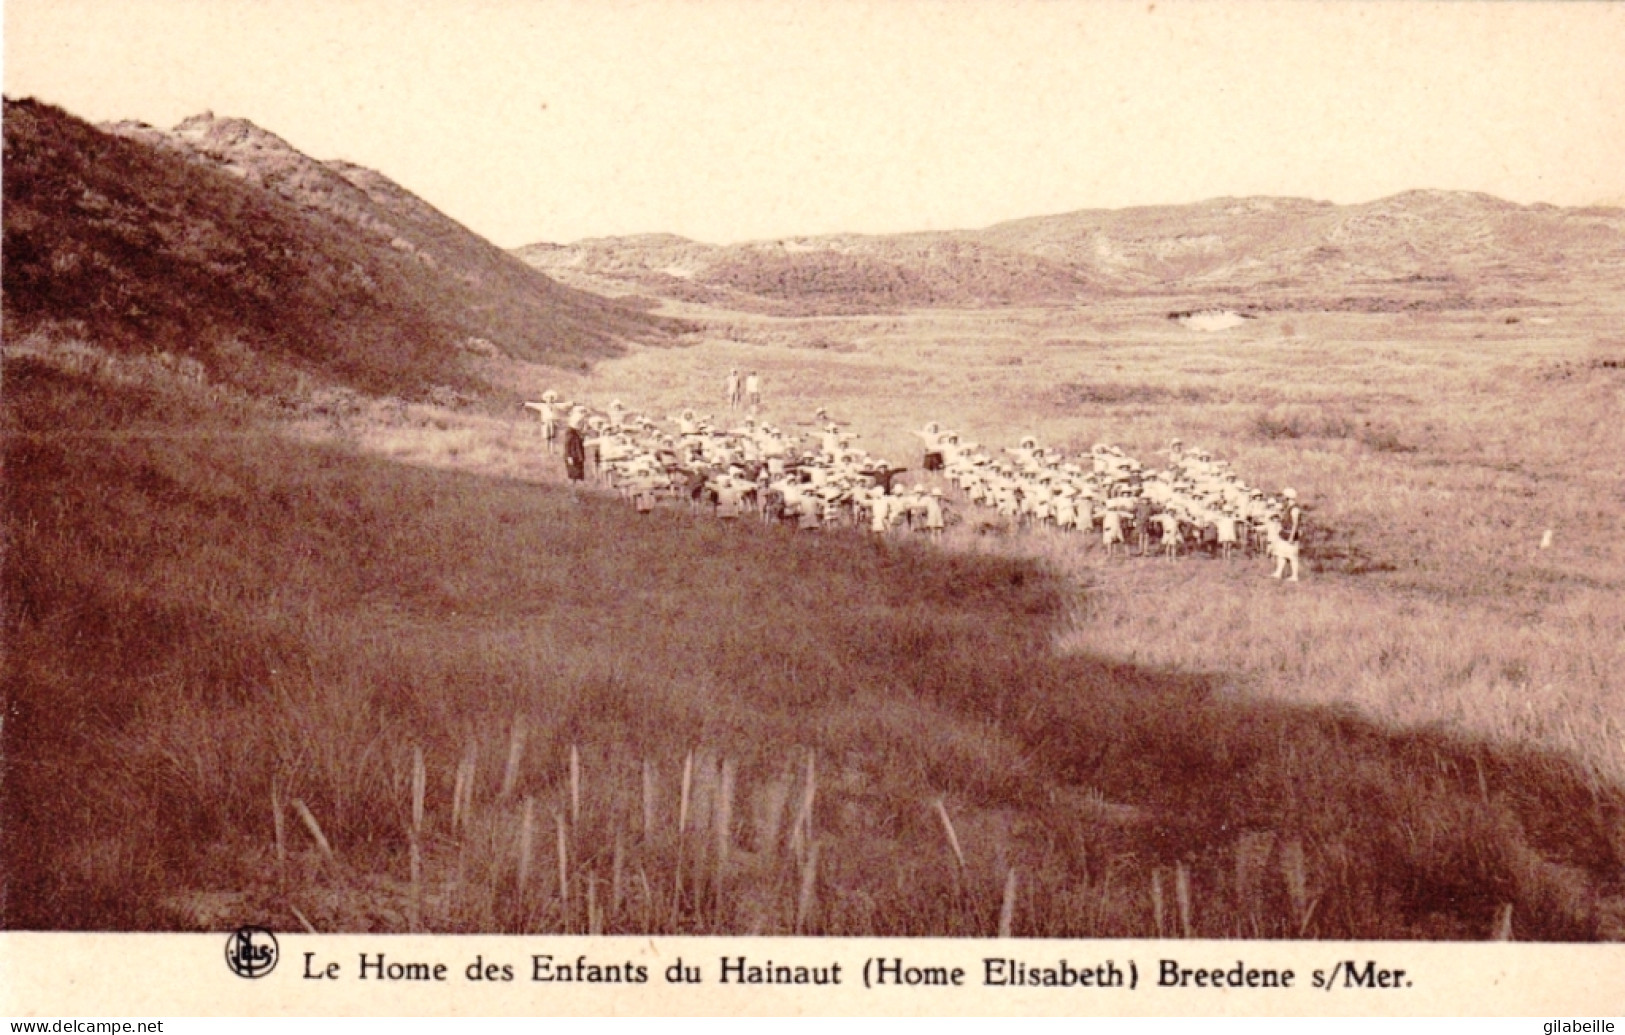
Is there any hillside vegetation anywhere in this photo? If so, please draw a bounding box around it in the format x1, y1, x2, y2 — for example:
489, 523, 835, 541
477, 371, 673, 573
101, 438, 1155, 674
2, 98, 684, 398
519, 192, 1625, 314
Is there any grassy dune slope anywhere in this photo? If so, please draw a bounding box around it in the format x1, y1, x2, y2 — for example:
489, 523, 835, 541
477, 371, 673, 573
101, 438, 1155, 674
2, 98, 681, 398
5, 352, 1622, 938
131, 111, 687, 366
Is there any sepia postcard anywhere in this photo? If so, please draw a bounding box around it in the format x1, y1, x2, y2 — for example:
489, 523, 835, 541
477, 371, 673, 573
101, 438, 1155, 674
3, 0, 1624, 1018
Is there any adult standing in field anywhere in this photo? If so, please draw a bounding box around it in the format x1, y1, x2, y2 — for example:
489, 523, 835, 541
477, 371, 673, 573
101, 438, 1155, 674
745, 371, 761, 410
1283, 488, 1304, 544
1269, 488, 1305, 582
726, 368, 742, 410
563, 412, 586, 483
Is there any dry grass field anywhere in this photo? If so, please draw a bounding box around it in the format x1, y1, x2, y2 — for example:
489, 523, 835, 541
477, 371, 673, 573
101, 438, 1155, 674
484, 295, 1625, 789
8, 294, 1625, 940
8, 107, 1624, 938
2, 293, 1590, 938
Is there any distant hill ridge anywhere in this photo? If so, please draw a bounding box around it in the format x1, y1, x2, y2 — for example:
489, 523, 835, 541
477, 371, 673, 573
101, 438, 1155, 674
519, 189, 1625, 313
3, 98, 682, 397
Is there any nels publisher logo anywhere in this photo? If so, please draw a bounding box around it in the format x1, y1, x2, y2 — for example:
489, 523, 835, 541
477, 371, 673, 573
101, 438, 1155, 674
225, 925, 279, 979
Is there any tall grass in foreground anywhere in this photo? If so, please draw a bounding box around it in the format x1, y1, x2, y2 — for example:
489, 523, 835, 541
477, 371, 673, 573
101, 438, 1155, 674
308, 742, 837, 935
6, 356, 1625, 938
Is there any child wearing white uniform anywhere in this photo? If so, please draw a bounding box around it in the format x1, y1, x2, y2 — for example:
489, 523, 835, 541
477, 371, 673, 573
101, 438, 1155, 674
1102, 509, 1125, 556
1216, 513, 1239, 560
1157, 512, 1181, 560
869, 490, 891, 533
923, 490, 946, 537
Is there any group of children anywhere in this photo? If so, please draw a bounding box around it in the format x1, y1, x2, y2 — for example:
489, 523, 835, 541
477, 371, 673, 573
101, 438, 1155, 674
523, 390, 1306, 581
922, 426, 1306, 580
